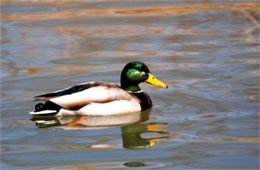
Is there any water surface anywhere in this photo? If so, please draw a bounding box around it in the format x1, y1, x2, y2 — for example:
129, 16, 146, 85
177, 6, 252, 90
1, 0, 259, 169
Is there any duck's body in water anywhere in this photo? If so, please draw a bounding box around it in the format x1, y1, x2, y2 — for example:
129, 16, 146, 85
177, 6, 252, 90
30, 61, 167, 116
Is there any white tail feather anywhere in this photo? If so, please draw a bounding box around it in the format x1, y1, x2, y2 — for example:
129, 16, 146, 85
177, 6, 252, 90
29, 110, 57, 115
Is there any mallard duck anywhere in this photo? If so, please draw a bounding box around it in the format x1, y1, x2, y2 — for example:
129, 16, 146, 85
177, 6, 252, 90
30, 61, 167, 116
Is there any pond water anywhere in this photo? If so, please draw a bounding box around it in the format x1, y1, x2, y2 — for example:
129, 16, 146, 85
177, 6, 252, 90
1, 0, 259, 169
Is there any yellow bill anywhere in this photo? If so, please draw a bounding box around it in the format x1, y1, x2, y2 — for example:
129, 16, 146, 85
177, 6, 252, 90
145, 73, 168, 88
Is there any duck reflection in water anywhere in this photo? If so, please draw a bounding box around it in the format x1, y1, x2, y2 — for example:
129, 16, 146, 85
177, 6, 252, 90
31, 109, 169, 149
121, 122, 168, 149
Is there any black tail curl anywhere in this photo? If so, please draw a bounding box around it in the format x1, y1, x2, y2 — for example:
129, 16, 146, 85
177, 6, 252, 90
34, 101, 62, 112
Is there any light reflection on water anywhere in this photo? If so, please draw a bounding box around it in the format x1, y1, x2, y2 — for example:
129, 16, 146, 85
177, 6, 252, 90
1, 0, 259, 169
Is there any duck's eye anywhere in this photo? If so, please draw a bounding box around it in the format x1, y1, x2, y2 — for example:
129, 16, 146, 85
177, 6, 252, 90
141, 71, 146, 75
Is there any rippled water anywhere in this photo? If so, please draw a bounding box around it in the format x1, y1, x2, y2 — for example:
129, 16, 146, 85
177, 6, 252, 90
1, 0, 259, 169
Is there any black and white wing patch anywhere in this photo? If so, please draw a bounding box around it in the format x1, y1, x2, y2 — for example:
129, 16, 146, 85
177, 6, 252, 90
34, 81, 113, 101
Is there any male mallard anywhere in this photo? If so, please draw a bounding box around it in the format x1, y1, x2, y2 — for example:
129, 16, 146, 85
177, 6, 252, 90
30, 61, 167, 116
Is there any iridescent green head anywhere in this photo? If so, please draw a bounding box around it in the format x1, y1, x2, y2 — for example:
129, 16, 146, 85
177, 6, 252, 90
120, 61, 168, 92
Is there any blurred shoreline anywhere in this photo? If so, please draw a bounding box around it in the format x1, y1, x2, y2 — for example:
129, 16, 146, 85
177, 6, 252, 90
2, 2, 259, 21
